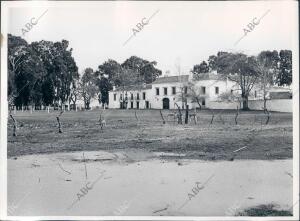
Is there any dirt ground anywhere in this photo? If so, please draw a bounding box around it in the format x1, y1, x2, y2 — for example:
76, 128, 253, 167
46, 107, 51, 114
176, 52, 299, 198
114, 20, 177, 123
7, 109, 293, 161
7, 152, 293, 216
6, 109, 295, 217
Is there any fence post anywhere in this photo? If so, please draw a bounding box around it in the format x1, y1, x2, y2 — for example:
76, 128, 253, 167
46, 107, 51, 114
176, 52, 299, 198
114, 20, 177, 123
185, 105, 189, 124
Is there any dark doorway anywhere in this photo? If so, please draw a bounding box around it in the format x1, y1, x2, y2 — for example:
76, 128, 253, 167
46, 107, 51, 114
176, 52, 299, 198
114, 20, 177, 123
145, 101, 149, 109
162, 98, 170, 109
131, 102, 133, 109
136, 101, 139, 109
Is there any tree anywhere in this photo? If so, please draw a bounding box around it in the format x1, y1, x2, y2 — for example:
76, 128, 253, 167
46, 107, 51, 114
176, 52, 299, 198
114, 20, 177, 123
69, 78, 80, 110
191, 61, 209, 77
98, 59, 122, 86
121, 56, 162, 84
31, 39, 79, 108
117, 68, 140, 109
257, 50, 280, 111
96, 76, 110, 107
186, 82, 207, 109
277, 50, 292, 86
79, 68, 97, 110
51, 40, 79, 107
41, 77, 55, 107
174, 59, 188, 110
8, 34, 47, 109
216, 53, 260, 110
208, 55, 217, 71
8, 34, 28, 100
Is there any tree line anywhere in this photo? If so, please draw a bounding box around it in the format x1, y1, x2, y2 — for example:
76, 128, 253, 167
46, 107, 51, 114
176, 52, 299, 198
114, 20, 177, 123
8, 34, 162, 110
8, 34, 292, 111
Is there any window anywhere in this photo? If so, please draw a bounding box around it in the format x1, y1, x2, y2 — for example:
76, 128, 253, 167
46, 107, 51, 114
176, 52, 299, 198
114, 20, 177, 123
215, 87, 219, 95
137, 93, 140, 100
114, 94, 117, 101
156, 88, 160, 96
131, 93, 133, 100
131, 102, 133, 109
164, 87, 168, 95
172, 87, 176, 95
184, 86, 188, 94
143, 92, 146, 100
201, 86, 206, 95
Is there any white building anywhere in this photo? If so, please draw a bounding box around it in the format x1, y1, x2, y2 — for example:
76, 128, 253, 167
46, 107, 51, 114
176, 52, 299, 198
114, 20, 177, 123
108, 75, 190, 109
107, 71, 293, 112
108, 72, 239, 110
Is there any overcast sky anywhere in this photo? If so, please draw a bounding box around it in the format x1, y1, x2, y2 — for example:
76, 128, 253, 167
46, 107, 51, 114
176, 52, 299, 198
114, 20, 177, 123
5, 1, 297, 76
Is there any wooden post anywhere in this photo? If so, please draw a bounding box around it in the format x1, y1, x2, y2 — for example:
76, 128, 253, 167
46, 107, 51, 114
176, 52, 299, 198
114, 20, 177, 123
9, 112, 17, 136
56, 111, 63, 133
174, 103, 182, 124
234, 105, 239, 125
185, 105, 189, 124
265, 108, 270, 125
159, 110, 165, 124
209, 109, 215, 125
134, 110, 139, 122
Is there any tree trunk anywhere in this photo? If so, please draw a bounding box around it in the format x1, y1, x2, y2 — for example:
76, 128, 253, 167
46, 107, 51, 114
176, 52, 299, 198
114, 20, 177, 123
196, 99, 202, 110
242, 95, 249, 110
185, 105, 189, 124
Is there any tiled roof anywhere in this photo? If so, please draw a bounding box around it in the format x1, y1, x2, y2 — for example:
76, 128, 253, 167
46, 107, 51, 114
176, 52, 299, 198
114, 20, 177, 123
152, 75, 189, 84
114, 84, 152, 91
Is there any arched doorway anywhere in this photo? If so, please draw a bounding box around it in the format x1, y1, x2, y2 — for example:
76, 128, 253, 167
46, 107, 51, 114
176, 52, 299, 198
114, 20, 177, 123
162, 98, 170, 109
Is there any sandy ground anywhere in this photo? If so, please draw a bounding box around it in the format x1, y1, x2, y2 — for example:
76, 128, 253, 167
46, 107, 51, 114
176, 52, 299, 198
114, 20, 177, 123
8, 150, 293, 216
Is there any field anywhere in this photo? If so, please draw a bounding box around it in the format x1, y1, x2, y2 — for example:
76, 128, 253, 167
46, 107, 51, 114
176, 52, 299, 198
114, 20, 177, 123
7, 109, 294, 216
7, 109, 293, 160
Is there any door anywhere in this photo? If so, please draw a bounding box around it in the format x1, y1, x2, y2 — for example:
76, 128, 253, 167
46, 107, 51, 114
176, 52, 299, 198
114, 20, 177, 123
136, 101, 139, 109
162, 98, 170, 109
146, 101, 149, 109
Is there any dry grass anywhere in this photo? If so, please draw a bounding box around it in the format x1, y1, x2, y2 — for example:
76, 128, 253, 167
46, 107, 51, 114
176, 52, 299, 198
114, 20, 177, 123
7, 109, 292, 160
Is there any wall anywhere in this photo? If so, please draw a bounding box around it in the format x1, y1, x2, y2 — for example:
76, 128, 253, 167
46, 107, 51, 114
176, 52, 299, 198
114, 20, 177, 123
109, 89, 151, 109
193, 79, 238, 101
248, 99, 292, 112
206, 101, 239, 109
150, 82, 185, 109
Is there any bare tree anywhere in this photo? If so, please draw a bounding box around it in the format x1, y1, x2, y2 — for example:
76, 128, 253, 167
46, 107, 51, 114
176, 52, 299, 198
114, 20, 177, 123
186, 81, 206, 110
174, 58, 188, 110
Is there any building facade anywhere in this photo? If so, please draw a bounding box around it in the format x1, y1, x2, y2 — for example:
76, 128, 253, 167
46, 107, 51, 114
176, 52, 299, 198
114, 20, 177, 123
108, 73, 239, 109
108, 75, 191, 109
108, 72, 292, 110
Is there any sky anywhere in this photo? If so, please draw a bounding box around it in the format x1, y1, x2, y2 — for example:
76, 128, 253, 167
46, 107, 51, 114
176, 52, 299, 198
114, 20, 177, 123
4, 1, 298, 76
